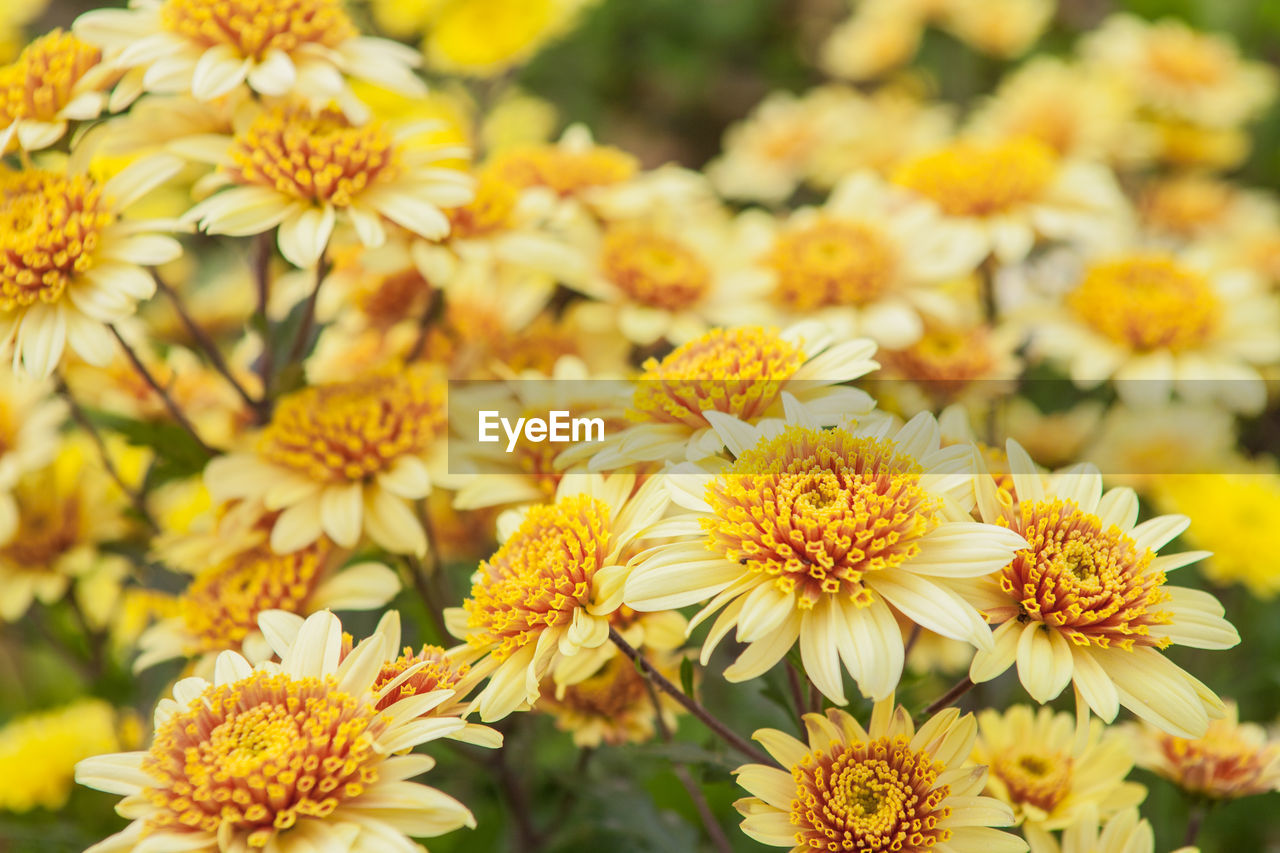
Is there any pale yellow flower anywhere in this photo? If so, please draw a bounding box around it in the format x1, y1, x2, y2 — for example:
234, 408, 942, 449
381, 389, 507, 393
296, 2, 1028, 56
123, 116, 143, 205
939, 0, 1053, 58
537, 650, 685, 748
733, 698, 1027, 852
0, 29, 117, 152
1041, 807, 1195, 853
1129, 701, 1280, 800
422, 0, 597, 77
0, 699, 120, 813
819, 0, 924, 82
0, 371, 65, 536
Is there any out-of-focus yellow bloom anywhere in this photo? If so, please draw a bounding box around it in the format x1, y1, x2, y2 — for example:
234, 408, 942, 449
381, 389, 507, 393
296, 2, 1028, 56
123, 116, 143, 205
421, 0, 598, 77
537, 651, 684, 748
939, 0, 1053, 59
0, 29, 117, 153
0, 0, 48, 63
0, 699, 120, 812
1130, 701, 1280, 800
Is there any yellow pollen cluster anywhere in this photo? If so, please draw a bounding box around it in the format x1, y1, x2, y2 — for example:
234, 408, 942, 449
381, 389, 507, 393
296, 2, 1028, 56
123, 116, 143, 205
601, 225, 711, 310
1000, 499, 1172, 649
160, 0, 357, 60
178, 541, 329, 652
0, 30, 102, 126
1069, 254, 1220, 352
706, 426, 940, 609
140, 672, 383, 847
630, 326, 805, 428
447, 172, 518, 239
463, 494, 611, 660
791, 735, 952, 850
992, 751, 1073, 812
894, 138, 1057, 218
0, 168, 110, 311
258, 366, 445, 483
370, 645, 470, 713
767, 219, 897, 309
226, 105, 396, 206
884, 326, 997, 390
488, 143, 638, 196
1, 486, 81, 568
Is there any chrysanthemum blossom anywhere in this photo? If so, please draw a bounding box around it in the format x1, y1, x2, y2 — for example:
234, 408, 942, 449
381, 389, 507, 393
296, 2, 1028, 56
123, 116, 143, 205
892, 136, 1125, 263
73, 0, 425, 106
968, 439, 1239, 738
76, 610, 476, 853
181, 100, 473, 268
0, 699, 120, 813
1129, 700, 1280, 801
972, 705, 1145, 850
624, 412, 1027, 703
1046, 807, 1195, 853
0, 371, 65, 539
537, 650, 685, 748
0, 154, 183, 378
204, 364, 448, 555
733, 698, 1028, 852
0, 29, 117, 152
444, 473, 670, 722
578, 322, 880, 470
134, 536, 401, 672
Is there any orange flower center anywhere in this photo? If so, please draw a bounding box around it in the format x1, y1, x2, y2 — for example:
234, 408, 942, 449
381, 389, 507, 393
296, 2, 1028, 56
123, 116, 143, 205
370, 645, 470, 713
463, 494, 611, 659
160, 0, 357, 61
992, 751, 1073, 813
894, 138, 1057, 218
791, 735, 952, 850
140, 672, 383, 847
706, 426, 940, 609
601, 225, 710, 311
1068, 254, 1219, 352
883, 325, 997, 390
488, 143, 637, 196
0, 30, 102, 126
768, 219, 897, 309
257, 366, 445, 483
630, 326, 805, 429
226, 105, 396, 206
1, 485, 81, 569
999, 498, 1173, 649
447, 172, 518, 239
0, 168, 109, 310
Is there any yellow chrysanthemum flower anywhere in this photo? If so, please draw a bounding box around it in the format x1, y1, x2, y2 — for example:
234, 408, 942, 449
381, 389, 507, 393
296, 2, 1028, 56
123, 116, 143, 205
0, 29, 117, 152
0, 371, 64, 537
973, 705, 1145, 847
537, 650, 684, 748
968, 440, 1239, 738
0, 154, 183, 378
181, 100, 473, 269
733, 698, 1027, 852
624, 413, 1027, 703
77, 611, 475, 853
74, 0, 424, 106
1129, 701, 1280, 801
204, 363, 449, 555
443, 473, 670, 721
0, 699, 120, 813
422, 0, 596, 77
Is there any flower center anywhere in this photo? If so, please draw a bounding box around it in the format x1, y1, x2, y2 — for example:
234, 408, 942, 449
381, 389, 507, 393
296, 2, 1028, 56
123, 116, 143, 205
257, 366, 445, 483
884, 325, 997, 389
463, 494, 611, 660
791, 735, 952, 850
354, 266, 432, 326
160, 0, 357, 61
0, 30, 102, 126
601, 226, 710, 310
548, 653, 650, 719
706, 426, 941, 609
1146, 31, 1229, 87
370, 645, 469, 713
894, 138, 1057, 217
1000, 498, 1173, 649
993, 751, 1073, 813
141, 672, 383, 847
226, 104, 396, 206
0, 169, 109, 311
767, 219, 897, 309
1068, 254, 1220, 352
178, 541, 329, 653
1, 488, 81, 568
630, 326, 805, 429
488, 143, 638, 196
447, 172, 518, 239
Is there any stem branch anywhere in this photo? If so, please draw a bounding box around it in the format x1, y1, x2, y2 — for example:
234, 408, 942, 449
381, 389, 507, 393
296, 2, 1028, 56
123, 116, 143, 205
109, 325, 214, 457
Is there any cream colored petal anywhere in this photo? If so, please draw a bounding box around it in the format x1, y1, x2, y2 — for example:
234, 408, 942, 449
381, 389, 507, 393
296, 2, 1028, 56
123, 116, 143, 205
270, 497, 324, 553
363, 488, 427, 556
970, 620, 1020, 684
281, 610, 342, 679
312, 562, 401, 610
191, 44, 251, 100
319, 481, 363, 548
246, 49, 296, 95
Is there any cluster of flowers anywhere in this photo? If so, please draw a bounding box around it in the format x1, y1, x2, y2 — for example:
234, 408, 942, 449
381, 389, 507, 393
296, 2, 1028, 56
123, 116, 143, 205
0, 0, 1276, 851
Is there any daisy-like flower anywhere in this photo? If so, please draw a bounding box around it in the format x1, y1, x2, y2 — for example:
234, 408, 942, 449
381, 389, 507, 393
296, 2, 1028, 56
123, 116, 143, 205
76, 610, 476, 853
486, 124, 638, 203
706, 88, 836, 203
967, 439, 1240, 738
579, 322, 879, 470
73, 0, 424, 106
745, 171, 985, 348
624, 413, 1027, 703
0, 699, 121, 814
0, 153, 183, 378
733, 698, 1027, 852
1128, 700, 1280, 801
0, 29, 117, 152
892, 136, 1126, 264
1044, 807, 1194, 853
134, 537, 401, 672
1029, 251, 1280, 413
939, 0, 1054, 59
0, 371, 65, 538
537, 650, 685, 748
878, 321, 1022, 409
972, 705, 1145, 851
443, 472, 670, 722
204, 363, 448, 555
181, 100, 473, 269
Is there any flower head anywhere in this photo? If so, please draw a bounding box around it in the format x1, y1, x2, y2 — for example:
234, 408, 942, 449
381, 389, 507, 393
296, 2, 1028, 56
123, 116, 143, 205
0, 699, 120, 813
1130, 701, 1280, 800
537, 650, 684, 748
733, 698, 1027, 852
0, 29, 115, 152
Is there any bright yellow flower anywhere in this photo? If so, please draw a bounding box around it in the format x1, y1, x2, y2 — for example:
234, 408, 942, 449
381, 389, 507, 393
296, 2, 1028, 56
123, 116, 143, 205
0, 699, 120, 813
733, 698, 1027, 852
422, 0, 596, 77
0, 29, 117, 152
